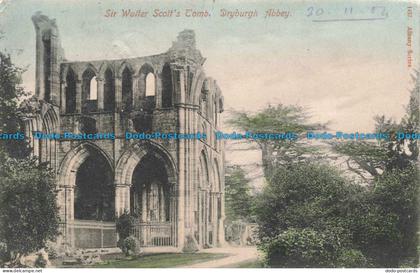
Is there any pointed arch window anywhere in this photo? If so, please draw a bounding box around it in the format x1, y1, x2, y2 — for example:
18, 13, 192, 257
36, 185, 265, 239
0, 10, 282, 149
161, 63, 172, 108
82, 68, 97, 113
65, 68, 77, 113
122, 67, 133, 111
104, 68, 115, 111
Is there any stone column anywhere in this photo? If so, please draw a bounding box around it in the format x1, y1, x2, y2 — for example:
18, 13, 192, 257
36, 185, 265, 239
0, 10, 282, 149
34, 30, 45, 99
155, 72, 162, 108
61, 81, 67, 114
132, 75, 140, 109
75, 80, 82, 113
115, 77, 122, 112
115, 184, 130, 216
97, 77, 104, 111
61, 185, 75, 221
218, 192, 226, 246
177, 68, 186, 250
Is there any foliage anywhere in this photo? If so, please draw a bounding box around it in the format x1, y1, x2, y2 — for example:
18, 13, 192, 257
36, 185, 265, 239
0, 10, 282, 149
34, 253, 47, 268
116, 211, 136, 241
227, 104, 327, 177
255, 161, 419, 267
336, 249, 368, 268
332, 70, 420, 179
225, 165, 254, 222
360, 166, 418, 267
255, 163, 362, 241
120, 236, 141, 257
329, 71, 420, 266
260, 228, 366, 268
116, 211, 138, 254
0, 51, 59, 262
0, 52, 30, 159
0, 155, 60, 259
0, 242, 8, 263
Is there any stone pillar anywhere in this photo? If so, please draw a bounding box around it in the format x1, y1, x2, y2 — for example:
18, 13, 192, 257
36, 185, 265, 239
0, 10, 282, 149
115, 184, 130, 216
34, 29, 45, 99
177, 68, 186, 250
155, 72, 162, 108
97, 77, 104, 111
61, 81, 67, 114
218, 192, 226, 246
63, 185, 75, 221
115, 77, 122, 112
75, 80, 82, 113
132, 75, 140, 109
142, 188, 147, 222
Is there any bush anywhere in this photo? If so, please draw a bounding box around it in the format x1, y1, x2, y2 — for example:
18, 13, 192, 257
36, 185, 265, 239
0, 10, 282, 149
0, 242, 8, 264
255, 163, 363, 241
261, 228, 342, 267
45, 242, 58, 260
34, 253, 47, 268
116, 211, 137, 254
0, 156, 60, 260
116, 211, 136, 241
336, 249, 368, 268
120, 236, 141, 257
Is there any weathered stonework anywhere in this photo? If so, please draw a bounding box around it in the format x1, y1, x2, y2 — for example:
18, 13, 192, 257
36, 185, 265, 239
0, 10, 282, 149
22, 12, 225, 251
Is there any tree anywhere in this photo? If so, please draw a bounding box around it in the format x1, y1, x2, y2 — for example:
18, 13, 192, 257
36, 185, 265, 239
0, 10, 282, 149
332, 71, 420, 179
0, 51, 59, 264
255, 162, 368, 267
255, 163, 363, 240
0, 52, 30, 158
224, 165, 254, 222
228, 104, 326, 178
331, 71, 420, 266
0, 156, 60, 261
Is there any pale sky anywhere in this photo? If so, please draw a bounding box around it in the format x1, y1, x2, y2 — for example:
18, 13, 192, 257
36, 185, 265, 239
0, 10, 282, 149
0, 0, 418, 186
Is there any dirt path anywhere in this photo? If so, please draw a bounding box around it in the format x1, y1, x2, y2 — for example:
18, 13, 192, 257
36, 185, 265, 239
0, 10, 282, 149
183, 246, 259, 268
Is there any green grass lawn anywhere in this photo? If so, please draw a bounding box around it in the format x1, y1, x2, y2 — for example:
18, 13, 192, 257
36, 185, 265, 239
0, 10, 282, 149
92, 252, 228, 268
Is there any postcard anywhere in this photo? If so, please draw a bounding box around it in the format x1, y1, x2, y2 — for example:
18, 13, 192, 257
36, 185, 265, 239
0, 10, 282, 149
0, 0, 418, 270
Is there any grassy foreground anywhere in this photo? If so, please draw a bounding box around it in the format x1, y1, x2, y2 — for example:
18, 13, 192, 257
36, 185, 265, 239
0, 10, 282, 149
92, 252, 228, 268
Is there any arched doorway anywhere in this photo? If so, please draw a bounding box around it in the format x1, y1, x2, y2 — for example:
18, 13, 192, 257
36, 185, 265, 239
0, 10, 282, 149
130, 154, 170, 222
197, 150, 213, 247
115, 143, 177, 247
74, 151, 114, 221
58, 143, 116, 249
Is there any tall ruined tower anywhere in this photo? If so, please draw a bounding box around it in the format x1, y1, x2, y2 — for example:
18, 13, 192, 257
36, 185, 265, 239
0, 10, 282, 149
32, 11, 64, 105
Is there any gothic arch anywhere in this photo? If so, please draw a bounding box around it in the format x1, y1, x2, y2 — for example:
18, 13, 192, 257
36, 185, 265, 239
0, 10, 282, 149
138, 63, 156, 98
103, 66, 115, 111
121, 66, 133, 111
99, 62, 115, 78
117, 61, 134, 77
190, 69, 207, 106
161, 63, 173, 107
115, 141, 177, 186
80, 63, 99, 77
58, 142, 114, 187
199, 149, 211, 189
213, 159, 222, 192
64, 67, 77, 113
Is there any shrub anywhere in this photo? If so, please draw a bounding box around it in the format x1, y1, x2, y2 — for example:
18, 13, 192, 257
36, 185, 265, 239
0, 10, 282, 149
336, 249, 368, 268
116, 211, 136, 241
120, 236, 141, 257
0, 242, 8, 264
0, 156, 60, 260
116, 211, 137, 253
34, 253, 47, 268
260, 228, 342, 267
